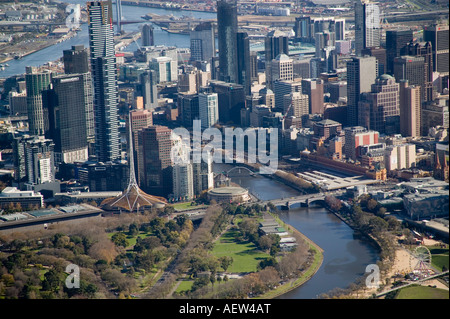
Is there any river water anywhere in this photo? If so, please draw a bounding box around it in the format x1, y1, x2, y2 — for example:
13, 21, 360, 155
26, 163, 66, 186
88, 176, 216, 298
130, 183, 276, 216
0, 1, 217, 79
213, 163, 380, 299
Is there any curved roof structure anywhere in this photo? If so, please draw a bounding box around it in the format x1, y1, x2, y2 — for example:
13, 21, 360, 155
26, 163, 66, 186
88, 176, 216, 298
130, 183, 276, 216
100, 185, 167, 212
100, 116, 167, 212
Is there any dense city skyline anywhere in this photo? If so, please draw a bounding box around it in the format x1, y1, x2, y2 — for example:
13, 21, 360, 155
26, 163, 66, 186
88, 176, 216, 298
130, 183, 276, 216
0, 0, 448, 303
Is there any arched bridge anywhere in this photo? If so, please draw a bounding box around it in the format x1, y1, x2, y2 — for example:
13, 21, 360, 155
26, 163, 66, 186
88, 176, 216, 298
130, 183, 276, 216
260, 194, 328, 209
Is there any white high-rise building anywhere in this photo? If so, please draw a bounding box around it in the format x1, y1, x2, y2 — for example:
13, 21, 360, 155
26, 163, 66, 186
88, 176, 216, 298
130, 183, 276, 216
193, 152, 214, 196
150, 56, 178, 83
173, 162, 194, 200
270, 54, 293, 87
355, 0, 381, 55
199, 92, 219, 129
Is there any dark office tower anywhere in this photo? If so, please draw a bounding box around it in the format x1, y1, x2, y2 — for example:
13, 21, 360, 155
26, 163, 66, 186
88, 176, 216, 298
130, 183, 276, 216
385, 29, 413, 75
209, 80, 245, 124
347, 56, 378, 127
294, 16, 312, 42
46, 74, 90, 164
138, 125, 173, 198
63, 45, 90, 74
355, 0, 381, 56
177, 92, 199, 128
87, 0, 120, 162
265, 30, 289, 62
236, 31, 251, 95
358, 74, 400, 135
393, 56, 425, 102
424, 24, 449, 76
334, 19, 346, 41
140, 70, 158, 109
265, 30, 289, 90
190, 22, 215, 62
217, 0, 238, 83
361, 46, 386, 76
249, 51, 258, 83
141, 24, 154, 47
405, 41, 433, 102
25, 66, 52, 136
62, 45, 95, 147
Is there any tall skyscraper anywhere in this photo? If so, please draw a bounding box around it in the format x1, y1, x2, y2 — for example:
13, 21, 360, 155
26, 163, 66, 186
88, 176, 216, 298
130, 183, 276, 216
173, 162, 194, 200
385, 29, 413, 75
192, 153, 214, 196
63, 45, 90, 74
62, 45, 95, 148
236, 31, 251, 95
270, 54, 294, 88
178, 93, 199, 128
399, 80, 421, 138
301, 78, 324, 115
404, 41, 433, 102
347, 56, 378, 127
424, 24, 449, 76
128, 109, 153, 181
140, 70, 158, 109
334, 19, 346, 41
13, 135, 55, 186
265, 30, 289, 89
294, 16, 312, 41
393, 56, 425, 102
190, 22, 215, 62
115, 0, 122, 34
88, 0, 120, 162
355, 0, 381, 56
25, 67, 52, 136
138, 125, 173, 197
217, 0, 238, 83
199, 91, 219, 129
141, 24, 154, 46
45, 74, 91, 164
358, 74, 400, 135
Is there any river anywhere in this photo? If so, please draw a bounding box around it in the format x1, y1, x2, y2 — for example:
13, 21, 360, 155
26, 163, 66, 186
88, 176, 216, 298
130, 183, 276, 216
213, 163, 380, 299
0, 0, 217, 79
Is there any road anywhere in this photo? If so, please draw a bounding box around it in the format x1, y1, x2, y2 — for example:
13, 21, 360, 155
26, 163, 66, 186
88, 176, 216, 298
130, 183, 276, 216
375, 270, 449, 298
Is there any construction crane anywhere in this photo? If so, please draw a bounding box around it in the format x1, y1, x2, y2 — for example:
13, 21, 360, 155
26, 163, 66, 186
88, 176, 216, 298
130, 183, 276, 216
281, 101, 293, 131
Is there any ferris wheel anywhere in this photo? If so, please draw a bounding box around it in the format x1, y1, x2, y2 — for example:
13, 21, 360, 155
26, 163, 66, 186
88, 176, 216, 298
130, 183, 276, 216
409, 246, 433, 278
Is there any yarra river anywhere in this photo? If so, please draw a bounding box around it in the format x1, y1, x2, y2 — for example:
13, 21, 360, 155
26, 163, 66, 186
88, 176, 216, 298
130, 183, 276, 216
0, 1, 380, 299
214, 163, 380, 299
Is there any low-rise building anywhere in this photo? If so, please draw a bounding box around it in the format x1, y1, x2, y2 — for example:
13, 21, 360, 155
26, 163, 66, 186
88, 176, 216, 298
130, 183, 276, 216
0, 187, 43, 210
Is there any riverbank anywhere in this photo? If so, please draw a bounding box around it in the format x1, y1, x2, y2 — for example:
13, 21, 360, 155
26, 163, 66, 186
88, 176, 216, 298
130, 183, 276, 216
254, 212, 324, 299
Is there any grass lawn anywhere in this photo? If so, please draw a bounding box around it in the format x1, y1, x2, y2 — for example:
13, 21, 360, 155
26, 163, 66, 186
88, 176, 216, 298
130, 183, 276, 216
172, 202, 208, 212
212, 230, 270, 273
175, 280, 194, 293
395, 285, 449, 299
427, 245, 449, 272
